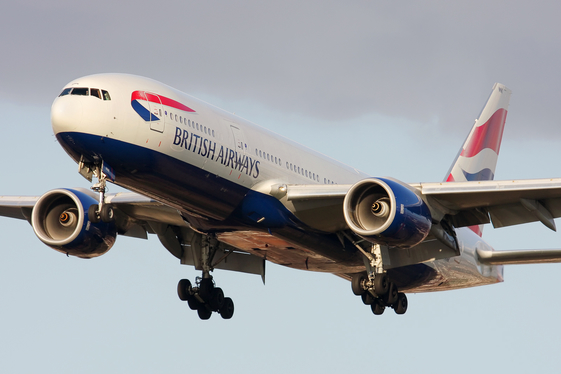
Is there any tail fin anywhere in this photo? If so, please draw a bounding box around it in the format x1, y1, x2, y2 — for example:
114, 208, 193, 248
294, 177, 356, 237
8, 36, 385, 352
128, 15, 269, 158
445, 83, 512, 235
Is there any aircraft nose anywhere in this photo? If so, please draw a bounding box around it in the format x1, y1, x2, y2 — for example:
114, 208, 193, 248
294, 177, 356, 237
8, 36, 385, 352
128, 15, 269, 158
51, 96, 83, 135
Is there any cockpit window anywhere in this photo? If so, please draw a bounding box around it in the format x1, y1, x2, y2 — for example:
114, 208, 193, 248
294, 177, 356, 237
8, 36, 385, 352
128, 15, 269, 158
59, 88, 72, 97
71, 87, 89, 96
58, 87, 111, 100
90, 88, 101, 99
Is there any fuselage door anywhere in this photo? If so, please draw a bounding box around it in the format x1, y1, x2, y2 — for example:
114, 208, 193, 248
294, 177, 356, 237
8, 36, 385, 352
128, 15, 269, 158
230, 124, 246, 154
146, 92, 165, 133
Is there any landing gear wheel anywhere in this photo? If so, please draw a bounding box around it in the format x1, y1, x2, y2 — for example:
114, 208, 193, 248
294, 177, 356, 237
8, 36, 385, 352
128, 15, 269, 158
219, 297, 234, 319
100, 204, 114, 222
209, 287, 225, 311
197, 306, 212, 320
187, 297, 201, 311
88, 204, 100, 223
394, 293, 408, 315
383, 283, 398, 305
374, 273, 389, 296
177, 279, 192, 301
361, 291, 376, 305
351, 273, 366, 296
199, 278, 214, 299
371, 299, 385, 315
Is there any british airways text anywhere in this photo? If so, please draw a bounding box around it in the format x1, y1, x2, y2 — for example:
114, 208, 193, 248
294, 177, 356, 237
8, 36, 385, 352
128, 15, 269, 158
173, 127, 260, 178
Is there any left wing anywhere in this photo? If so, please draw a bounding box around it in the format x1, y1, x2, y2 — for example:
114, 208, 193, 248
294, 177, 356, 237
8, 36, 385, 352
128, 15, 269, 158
280, 177, 561, 232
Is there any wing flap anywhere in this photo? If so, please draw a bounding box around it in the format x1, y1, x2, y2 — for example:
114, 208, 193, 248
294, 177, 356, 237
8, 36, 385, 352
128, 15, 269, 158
418, 178, 561, 229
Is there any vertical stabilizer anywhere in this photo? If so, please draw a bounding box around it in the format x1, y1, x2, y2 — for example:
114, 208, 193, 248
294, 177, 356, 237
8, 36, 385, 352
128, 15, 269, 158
445, 83, 512, 235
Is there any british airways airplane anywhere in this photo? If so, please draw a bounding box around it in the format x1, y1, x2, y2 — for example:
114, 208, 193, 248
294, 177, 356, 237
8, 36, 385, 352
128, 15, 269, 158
2, 74, 561, 320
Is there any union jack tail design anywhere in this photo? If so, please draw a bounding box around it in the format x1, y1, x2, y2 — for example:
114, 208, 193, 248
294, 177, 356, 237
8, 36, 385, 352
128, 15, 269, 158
445, 83, 512, 236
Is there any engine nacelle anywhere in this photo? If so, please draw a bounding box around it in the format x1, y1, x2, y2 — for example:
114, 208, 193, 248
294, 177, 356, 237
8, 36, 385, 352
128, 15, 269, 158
343, 177, 431, 248
31, 189, 117, 258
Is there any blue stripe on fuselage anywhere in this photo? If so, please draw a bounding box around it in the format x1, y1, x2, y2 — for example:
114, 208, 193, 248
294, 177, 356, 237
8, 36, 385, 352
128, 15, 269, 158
55, 131, 434, 284
131, 100, 160, 121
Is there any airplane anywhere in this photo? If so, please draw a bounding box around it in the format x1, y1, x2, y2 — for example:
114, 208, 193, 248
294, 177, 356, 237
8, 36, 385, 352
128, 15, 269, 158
2, 74, 561, 320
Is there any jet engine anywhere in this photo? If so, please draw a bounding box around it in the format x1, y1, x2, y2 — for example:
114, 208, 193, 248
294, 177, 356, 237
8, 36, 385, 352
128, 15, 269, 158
31, 189, 117, 258
343, 177, 431, 248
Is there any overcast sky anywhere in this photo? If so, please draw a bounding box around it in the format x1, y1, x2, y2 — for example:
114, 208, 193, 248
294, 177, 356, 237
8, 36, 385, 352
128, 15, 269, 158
1, 2, 561, 373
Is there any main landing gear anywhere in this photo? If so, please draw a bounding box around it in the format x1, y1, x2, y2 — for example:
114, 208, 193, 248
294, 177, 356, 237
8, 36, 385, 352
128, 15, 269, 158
346, 241, 408, 316
351, 272, 408, 315
176, 234, 235, 320
177, 276, 234, 320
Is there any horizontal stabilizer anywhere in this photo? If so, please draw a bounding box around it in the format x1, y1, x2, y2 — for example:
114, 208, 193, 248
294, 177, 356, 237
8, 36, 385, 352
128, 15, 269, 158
477, 248, 561, 265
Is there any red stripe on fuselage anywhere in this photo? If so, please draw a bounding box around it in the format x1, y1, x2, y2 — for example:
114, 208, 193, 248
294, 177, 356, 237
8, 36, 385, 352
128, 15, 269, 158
460, 108, 507, 158
131, 91, 195, 112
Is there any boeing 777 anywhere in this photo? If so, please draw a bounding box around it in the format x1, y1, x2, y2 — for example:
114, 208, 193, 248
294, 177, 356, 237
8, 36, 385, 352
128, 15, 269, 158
2, 74, 561, 320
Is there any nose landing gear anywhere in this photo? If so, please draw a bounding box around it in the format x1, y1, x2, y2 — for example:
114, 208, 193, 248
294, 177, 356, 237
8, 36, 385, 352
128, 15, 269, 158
79, 157, 115, 224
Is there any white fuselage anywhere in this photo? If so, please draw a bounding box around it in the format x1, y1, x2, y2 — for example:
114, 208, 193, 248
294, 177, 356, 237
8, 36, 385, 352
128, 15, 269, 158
51, 73, 503, 292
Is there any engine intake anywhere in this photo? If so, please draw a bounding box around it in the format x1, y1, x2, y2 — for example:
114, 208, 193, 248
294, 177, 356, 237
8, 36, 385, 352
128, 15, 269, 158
31, 189, 117, 258
343, 177, 431, 248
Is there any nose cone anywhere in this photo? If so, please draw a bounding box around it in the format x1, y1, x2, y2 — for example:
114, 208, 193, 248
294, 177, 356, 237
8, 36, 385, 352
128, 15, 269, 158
51, 96, 83, 135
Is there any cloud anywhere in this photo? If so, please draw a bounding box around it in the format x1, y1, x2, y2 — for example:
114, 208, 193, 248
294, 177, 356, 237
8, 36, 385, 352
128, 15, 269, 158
1, 0, 561, 139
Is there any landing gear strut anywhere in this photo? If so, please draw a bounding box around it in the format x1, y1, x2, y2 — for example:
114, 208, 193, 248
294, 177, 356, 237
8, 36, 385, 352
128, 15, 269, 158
176, 234, 235, 320
79, 158, 114, 224
349, 242, 408, 316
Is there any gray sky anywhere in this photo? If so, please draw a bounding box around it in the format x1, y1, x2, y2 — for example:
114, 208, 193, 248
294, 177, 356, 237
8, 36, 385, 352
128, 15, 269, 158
1, 2, 561, 373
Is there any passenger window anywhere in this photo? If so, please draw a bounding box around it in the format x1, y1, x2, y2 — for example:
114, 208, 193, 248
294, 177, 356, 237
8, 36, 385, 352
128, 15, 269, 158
59, 88, 72, 96
212, 130, 215, 137
102, 90, 111, 100
196, 123, 199, 130
90, 88, 101, 99
275, 157, 277, 164
267, 154, 270, 161
71, 87, 88, 96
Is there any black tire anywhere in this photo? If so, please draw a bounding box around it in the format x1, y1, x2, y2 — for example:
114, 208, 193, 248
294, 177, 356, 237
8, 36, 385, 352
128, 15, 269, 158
219, 297, 234, 319
199, 278, 214, 300
374, 273, 389, 296
209, 287, 225, 311
371, 299, 385, 315
187, 296, 201, 310
351, 273, 366, 296
100, 204, 114, 222
88, 204, 100, 223
197, 306, 212, 320
394, 293, 408, 315
383, 283, 398, 305
177, 279, 192, 301
361, 291, 375, 305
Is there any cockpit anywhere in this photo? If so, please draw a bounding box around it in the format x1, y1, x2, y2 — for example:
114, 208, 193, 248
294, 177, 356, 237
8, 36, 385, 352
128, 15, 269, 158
59, 87, 111, 101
